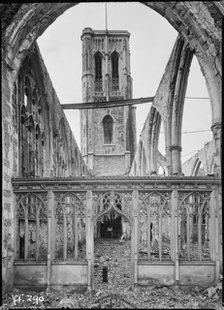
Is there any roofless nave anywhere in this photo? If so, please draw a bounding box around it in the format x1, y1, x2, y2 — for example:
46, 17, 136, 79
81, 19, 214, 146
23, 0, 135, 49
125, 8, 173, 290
1, 2, 222, 293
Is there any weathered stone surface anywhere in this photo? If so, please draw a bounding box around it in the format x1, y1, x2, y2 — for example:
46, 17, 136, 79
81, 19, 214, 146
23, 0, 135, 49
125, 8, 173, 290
182, 141, 216, 176
0, 2, 222, 294
3, 190, 12, 198
4, 173, 11, 183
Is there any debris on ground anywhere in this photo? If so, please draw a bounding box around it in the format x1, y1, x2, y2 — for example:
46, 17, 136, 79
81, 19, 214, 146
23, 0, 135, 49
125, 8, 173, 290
2, 239, 223, 309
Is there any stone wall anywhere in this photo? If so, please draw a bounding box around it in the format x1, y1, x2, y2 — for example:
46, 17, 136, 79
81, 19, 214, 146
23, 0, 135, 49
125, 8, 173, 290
182, 141, 216, 176
1, 2, 222, 292
1, 41, 89, 293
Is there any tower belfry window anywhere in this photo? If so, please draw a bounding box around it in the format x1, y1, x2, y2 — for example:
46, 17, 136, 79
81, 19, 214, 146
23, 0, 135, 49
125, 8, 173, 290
103, 115, 113, 144
111, 51, 119, 90
94, 52, 102, 91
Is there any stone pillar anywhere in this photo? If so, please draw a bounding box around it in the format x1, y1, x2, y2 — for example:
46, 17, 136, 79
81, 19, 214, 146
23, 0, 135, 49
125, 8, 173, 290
171, 190, 179, 285
211, 122, 221, 176
165, 146, 172, 175
170, 198, 175, 262
125, 151, 131, 173
212, 188, 220, 282
170, 145, 182, 175
86, 190, 94, 290
87, 152, 94, 170
217, 186, 222, 273
131, 106, 137, 154
46, 190, 54, 290
209, 190, 216, 262
131, 190, 139, 285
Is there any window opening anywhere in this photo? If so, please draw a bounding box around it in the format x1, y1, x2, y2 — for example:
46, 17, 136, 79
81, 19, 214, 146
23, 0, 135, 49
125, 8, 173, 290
111, 51, 119, 90
103, 115, 113, 144
95, 52, 102, 91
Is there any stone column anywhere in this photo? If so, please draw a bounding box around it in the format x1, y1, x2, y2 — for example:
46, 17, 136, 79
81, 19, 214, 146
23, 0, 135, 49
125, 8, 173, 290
131, 189, 139, 285
217, 186, 222, 273
87, 152, 94, 170
164, 145, 171, 175
211, 122, 221, 176
46, 190, 54, 290
171, 190, 179, 285
209, 190, 216, 262
212, 188, 220, 282
125, 151, 131, 173
131, 106, 137, 154
86, 190, 94, 290
170, 197, 175, 262
170, 145, 182, 175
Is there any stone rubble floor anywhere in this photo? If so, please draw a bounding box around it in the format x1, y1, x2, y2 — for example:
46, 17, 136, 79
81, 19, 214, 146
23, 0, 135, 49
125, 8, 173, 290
1, 238, 223, 309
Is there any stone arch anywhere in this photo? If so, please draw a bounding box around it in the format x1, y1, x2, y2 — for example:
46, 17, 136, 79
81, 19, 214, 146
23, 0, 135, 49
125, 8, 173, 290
93, 191, 132, 226
2, 3, 221, 124
1, 3, 221, 178
171, 43, 193, 175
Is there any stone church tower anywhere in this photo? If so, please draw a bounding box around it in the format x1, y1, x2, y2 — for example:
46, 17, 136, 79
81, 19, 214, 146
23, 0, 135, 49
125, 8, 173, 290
81, 27, 137, 176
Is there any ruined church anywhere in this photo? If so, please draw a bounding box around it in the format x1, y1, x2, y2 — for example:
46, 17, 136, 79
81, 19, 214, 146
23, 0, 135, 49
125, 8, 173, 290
1, 3, 222, 294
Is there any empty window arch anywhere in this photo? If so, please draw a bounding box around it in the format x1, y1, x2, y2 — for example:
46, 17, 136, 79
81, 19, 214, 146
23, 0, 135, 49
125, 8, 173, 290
94, 51, 103, 91
103, 115, 113, 144
111, 51, 119, 90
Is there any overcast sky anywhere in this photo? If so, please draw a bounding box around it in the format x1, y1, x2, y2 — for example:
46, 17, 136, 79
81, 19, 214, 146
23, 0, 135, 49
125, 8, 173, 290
37, 2, 212, 163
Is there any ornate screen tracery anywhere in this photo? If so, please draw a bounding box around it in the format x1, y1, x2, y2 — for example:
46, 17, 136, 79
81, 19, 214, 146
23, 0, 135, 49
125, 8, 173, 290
15, 192, 48, 261
178, 191, 211, 261
139, 191, 171, 261
54, 192, 86, 261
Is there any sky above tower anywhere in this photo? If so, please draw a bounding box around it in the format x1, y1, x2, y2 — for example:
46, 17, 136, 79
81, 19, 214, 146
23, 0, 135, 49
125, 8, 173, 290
37, 2, 212, 163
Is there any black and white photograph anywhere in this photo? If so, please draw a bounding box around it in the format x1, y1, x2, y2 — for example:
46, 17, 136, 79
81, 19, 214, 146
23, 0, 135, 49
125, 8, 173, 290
1, 2, 222, 309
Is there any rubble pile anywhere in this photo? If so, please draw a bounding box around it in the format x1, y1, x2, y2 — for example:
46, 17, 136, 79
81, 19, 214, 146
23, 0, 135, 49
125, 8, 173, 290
1, 239, 223, 309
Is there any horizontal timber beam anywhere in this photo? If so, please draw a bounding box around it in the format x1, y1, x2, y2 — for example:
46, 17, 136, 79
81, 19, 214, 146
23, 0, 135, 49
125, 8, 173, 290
61, 96, 155, 110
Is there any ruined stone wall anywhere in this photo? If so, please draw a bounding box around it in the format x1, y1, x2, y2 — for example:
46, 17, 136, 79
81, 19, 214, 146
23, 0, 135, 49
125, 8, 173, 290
182, 141, 216, 176
1, 1, 222, 292
2, 41, 89, 293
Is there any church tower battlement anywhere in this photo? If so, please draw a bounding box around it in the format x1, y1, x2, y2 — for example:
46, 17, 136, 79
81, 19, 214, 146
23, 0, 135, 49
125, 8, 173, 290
81, 27, 137, 176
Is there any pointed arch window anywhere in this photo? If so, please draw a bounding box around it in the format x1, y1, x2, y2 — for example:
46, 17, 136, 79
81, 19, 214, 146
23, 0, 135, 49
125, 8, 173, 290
111, 51, 119, 90
103, 115, 113, 144
94, 52, 102, 91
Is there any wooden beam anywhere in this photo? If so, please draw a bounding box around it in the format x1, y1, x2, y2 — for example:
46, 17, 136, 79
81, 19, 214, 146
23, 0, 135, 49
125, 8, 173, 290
61, 96, 154, 110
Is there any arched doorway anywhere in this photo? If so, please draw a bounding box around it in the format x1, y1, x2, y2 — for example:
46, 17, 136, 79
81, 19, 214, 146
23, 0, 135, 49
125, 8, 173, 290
92, 191, 133, 288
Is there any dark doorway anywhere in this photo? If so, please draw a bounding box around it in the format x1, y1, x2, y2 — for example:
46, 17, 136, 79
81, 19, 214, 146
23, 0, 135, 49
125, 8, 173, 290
100, 214, 122, 238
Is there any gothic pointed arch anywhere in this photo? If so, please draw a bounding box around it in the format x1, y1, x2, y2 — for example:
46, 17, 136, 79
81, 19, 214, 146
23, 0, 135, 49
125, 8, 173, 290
93, 191, 132, 225
111, 51, 119, 90
94, 51, 103, 91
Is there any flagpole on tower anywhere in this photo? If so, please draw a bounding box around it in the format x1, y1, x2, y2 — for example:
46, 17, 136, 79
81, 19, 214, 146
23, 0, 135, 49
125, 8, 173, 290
105, 3, 108, 31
